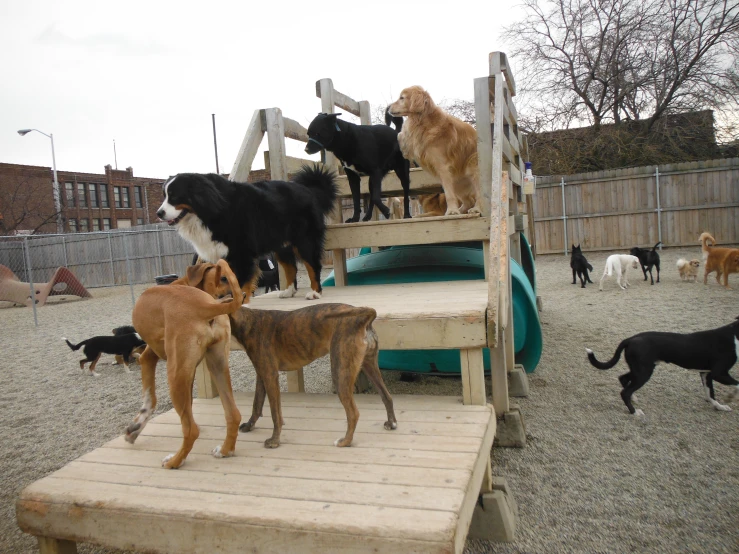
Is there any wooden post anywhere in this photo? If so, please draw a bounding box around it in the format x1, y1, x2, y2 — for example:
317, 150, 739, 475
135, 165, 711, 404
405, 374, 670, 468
195, 360, 219, 399
460, 347, 486, 406
474, 76, 494, 283
38, 537, 77, 554
317, 78, 348, 287
229, 109, 265, 182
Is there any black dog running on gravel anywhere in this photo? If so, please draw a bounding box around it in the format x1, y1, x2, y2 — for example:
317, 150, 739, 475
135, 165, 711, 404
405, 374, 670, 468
630, 242, 662, 284
570, 244, 594, 288
63, 333, 146, 376
586, 317, 739, 416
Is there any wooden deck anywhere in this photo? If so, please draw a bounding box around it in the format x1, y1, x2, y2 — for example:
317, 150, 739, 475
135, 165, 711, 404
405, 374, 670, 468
249, 280, 489, 350
17, 392, 496, 554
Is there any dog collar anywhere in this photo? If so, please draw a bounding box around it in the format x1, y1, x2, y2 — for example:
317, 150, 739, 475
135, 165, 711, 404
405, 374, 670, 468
170, 208, 189, 225
307, 137, 327, 150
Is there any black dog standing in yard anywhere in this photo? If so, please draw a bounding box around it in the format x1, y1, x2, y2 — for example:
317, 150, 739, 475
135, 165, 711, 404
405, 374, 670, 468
305, 112, 411, 223
570, 244, 594, 288
630, 242, 662, 284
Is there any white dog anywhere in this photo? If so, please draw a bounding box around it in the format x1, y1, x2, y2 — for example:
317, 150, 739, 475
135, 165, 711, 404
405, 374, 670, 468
599, 254, 641, 291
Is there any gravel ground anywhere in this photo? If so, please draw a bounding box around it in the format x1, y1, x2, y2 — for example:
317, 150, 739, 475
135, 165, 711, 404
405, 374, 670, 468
1, 246, 737, 553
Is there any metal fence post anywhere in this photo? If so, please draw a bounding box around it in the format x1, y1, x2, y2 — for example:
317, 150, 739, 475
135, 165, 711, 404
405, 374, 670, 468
561, 177, 568, 255
61, 236, 68, 267
156, 227, 163, 276
655, 168, 663, 250
23, 237, 38, 326
122, 232, 135, 306
107, 232, 115, 286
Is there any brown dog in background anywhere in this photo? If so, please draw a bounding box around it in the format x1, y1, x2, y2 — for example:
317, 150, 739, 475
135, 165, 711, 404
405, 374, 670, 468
676, 258, 700, 282
388, 86, 481, 216
416, 193, 447, 217
700, 232, 739, 288
229, 303, 397, 449
126, 260, 244, 469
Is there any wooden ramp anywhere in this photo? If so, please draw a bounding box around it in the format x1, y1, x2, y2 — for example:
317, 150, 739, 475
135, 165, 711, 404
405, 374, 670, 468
17, 393, 496, 554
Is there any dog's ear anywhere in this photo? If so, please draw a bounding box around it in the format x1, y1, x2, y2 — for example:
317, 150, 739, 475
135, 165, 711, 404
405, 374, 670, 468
408, 89, 429, 114
185, 263, 212, 288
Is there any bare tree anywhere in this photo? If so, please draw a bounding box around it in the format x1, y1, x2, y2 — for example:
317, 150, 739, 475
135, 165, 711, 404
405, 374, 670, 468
0, 175, 60, 235
503, 0, 739, 135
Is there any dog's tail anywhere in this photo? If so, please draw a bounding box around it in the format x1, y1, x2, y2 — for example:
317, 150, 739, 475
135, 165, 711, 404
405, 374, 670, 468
63, 337, 85, 351
651, 242, 662, 251
585, 341, 628, 370
292, 164, 339, 216
587, 262, 594, 272
196, 259, 244, 320
677, 258, 687, 269
699, 232, 716, 251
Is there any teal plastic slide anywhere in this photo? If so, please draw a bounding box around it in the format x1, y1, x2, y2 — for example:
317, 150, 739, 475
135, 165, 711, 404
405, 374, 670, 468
322, 237, 542, 373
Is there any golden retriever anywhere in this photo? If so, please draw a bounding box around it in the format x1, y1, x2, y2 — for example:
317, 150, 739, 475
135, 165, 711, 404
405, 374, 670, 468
700, 232, 739, 288
388, 86, 481, 216
676, 258, 700, 282
415, 193, 447, 217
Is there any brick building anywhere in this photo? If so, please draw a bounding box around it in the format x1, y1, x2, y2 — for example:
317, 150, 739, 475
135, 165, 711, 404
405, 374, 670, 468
0, 163, 165, 235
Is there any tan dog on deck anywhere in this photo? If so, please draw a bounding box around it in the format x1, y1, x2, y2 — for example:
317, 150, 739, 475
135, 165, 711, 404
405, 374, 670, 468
388, 86, 481, 216
229, 303, 397, 448
700, 232, 739, 288
125, 260, 244, 469
415, 193, 447, 217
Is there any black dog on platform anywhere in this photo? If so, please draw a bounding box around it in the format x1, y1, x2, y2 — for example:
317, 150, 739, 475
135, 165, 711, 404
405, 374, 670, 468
630, 242, 662, 284
570, 244, 594, 288
586, 317, 739, 416
305, 112, 411, 223
63, 332, 146, 376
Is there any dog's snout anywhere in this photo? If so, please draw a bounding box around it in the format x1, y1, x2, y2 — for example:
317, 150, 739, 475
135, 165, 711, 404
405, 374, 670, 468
156, 209, 165, 219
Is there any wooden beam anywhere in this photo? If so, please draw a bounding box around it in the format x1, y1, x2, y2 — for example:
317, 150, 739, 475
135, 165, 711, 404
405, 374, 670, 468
229, 109, 264, 182
489, 51, 516, 96
460, 348, 486, 406
359, 100, 371, 125
334, 167, 441, 198
264, 153, 317, 175
38, 537, 77, 554
325, 214, 489, 250
283, 117, 308, 142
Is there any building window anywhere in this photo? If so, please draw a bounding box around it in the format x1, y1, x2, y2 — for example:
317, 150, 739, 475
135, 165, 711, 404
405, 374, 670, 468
122, 187, 130, 208
79, 218, 89, 232
92, 219, 100, 231
136, 218, 144, 226
68, 219, 77, 233
65, 183, 75, 207
100, 185, 109, 208
134, 186, 143, 208
102, 218, 111, 230
89, 183, 98, 208
77, 183, 87, 208
113, 186, 121, 208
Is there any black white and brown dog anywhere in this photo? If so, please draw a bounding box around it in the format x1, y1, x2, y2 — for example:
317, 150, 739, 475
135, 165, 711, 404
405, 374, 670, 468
586, 317, 739, 416
156, 164, 337, 301
63, 331, 146, 376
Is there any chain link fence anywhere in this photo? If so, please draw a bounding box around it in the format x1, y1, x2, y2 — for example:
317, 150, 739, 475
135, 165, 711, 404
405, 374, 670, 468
0, 224, 195, 325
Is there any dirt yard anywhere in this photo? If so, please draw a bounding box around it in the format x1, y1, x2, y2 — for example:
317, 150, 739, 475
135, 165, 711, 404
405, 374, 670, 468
1, 244, 737, 553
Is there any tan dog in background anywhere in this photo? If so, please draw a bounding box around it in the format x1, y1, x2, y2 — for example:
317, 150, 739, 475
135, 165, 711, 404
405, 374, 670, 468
126, 260, 244, 469
229, 303, 397, 449
416, 193, 447, 217
388, 86, 481, 216
700, 232, 739, 288
676, 258, 700, 282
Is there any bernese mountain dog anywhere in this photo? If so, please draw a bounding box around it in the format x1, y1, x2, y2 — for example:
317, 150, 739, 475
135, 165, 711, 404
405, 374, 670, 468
156, 164, 338, 300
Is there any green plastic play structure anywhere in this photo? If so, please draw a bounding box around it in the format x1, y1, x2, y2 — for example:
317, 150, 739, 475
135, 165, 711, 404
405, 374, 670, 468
322, 236, 542, 373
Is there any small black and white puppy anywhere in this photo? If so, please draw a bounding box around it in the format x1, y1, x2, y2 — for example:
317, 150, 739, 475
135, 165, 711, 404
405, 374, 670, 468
63, 332, 146, 376
305, 112, 411, 223
630, 242, 661, 284
256, 253, 280, 294
586, 317, 739, 416
570, 244, 594, 288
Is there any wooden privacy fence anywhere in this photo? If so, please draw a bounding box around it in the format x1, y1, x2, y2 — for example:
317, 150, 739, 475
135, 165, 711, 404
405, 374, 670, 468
532, 157, 739, 254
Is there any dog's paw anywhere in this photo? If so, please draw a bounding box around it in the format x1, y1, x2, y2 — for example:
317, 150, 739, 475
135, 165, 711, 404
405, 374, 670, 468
711, 400, 732, 411
211, 445, 234, 458
445, 209, 461, 216
161, 453, 178, 468
633, 409, 645, 417
305, 290, 321, 300
279, 284, 297, 299
384, 421, 397, 431
264, 437, 280, 449
239, 421, 256, 433
467, 206, 481, 215
334, 437, 352, 447
90, 371, 100, 377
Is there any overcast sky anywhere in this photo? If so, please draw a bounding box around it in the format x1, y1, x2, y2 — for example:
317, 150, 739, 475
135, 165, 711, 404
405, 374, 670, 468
2, 0, 520, 180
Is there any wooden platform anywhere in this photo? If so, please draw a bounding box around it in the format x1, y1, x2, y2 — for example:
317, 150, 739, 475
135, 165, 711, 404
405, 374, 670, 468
17, 392, 497, 554
249, 280, 489, 350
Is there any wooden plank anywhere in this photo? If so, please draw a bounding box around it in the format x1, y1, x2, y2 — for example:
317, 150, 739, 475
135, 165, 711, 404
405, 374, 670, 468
282, 117, 308, 142
334, 167, 441, 198
229, 109, 264, 182
460, 348, 486, 406
333, 89, 362, 116
18, 479, 457, 553
194, 360, 218, 400
38, 537, 77, 554
264, 153, 316, 175
324, 214, 488, 249
489, 51, 516, 96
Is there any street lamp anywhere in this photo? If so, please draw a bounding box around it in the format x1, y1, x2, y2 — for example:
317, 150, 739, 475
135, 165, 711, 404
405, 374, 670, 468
17, 128, 64, 234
